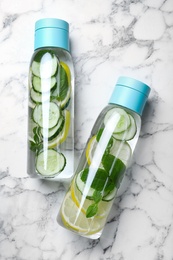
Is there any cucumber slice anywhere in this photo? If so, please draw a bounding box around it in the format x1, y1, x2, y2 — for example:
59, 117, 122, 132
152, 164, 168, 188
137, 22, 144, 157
109, 139, 131, 166
36, 149, 66, 176
28, 118, 37, 141
28, 99, 36, 109
102, 188, 117, 202
30, 88, 50, 104
76, 171, 96, 199
104, 108, 130, 134
40, 116, 65, 140
32, 76, 57, 93
31, 52, 59, 78
113, 114, 137, 141
48, 109, 71, 148
33, 102, 61, 129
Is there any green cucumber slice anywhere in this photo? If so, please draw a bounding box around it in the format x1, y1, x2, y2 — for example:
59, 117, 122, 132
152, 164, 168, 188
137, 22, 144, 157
33, 102, 61, 129
109, 139, 131, 166
102, 188, 117, 201
31, 52, 59, 78
40, 116, 65, 140
76, 170, 96, 199
32, 76, 57, 93
104, 108, 130, 134
30, 88, 50, 104
113, 114, 137, 141
36, 149, 66, 176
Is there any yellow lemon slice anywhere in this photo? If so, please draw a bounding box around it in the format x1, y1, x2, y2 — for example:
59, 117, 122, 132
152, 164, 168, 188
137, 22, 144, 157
60, 192, 105, 235
48, 110, 70, 148
85, 135, 98, 165
60, 61, 71, 84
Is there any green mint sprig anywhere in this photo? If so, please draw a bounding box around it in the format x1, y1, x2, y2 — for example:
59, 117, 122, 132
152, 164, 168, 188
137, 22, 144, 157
29, 126, 43, 155
82, 155, 126, 218
86, 190, 102, 218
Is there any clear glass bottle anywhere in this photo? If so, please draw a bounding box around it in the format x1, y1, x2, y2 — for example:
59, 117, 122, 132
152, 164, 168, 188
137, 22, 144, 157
57, 76, 150, 238
27, 18, 74, 180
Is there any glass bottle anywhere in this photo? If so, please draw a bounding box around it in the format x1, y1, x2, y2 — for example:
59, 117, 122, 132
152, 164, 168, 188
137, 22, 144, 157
27, 18, 74, 180
57, 76, 150, 238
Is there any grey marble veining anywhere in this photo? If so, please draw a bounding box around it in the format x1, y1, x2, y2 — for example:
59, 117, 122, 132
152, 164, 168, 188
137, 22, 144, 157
0, 0, 173, 259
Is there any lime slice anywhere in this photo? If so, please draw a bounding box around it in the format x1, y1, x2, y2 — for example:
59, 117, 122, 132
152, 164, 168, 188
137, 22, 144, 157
48, 110, 70, 148
60, 192, 105, 235
110, 139, 131, 166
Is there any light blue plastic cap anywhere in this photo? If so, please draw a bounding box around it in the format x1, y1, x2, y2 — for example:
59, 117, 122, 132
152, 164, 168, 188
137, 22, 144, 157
109, 77, 151, 115
34, 18, 69, 51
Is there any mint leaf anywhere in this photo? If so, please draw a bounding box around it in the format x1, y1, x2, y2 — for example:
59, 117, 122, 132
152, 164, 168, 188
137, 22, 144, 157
80, 168, 108, 192
29, 141, 37, 152
33, 126, 42, 144
34, 133, 40, 143
59, 65, 69, 101
102, 154, 126, 188
86, 203, 98, 218
31, 126, 43, 155
93, 190, 102, 203
104, 180, 115, 193
91, 169, 108, 191
96, 128, 104, 142
80, 168, 89, 182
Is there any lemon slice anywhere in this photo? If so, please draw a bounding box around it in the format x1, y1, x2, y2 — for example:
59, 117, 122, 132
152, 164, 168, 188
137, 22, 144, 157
60, 61, 71, 84
48, 110, 70, 148
85, 135, 97, 165
61, 192, 105, 235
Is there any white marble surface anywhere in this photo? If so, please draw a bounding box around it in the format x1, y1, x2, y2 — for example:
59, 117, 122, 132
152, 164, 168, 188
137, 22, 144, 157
0, 0, 173, 259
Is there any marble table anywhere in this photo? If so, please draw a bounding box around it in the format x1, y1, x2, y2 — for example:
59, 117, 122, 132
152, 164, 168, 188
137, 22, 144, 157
0, 0, 173, 259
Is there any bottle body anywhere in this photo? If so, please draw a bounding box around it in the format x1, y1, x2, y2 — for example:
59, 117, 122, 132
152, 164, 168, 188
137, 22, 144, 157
27, 47, 74, 180
57, 104, 141, 238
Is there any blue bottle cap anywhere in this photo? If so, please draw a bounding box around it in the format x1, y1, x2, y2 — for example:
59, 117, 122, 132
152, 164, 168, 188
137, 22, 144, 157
34, 18, 69, 51
109, 77, 151, 115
